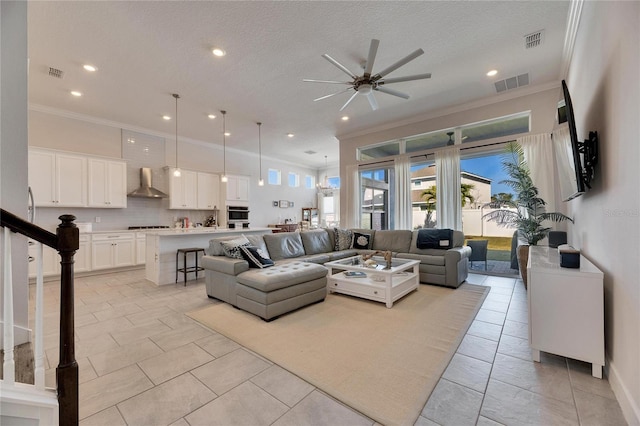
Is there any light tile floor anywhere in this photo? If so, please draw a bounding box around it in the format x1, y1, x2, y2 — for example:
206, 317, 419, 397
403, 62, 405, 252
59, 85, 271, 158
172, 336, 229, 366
31, 269, 627, 425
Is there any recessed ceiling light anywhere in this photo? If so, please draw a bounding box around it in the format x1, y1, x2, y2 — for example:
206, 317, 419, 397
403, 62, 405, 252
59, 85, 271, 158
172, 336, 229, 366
208, 114, 216, 119
224, 132, 230, 136
341, 116, 349, 121
212, 48, 226, 57
287, 133, 294, 138
83, 64, 97, 72
163, 115, 171, 120
487, 69, 498, 77
70, 91, 82, 97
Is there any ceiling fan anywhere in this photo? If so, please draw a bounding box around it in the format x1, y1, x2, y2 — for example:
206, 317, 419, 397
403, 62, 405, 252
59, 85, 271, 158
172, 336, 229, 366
304, 39, 431, 112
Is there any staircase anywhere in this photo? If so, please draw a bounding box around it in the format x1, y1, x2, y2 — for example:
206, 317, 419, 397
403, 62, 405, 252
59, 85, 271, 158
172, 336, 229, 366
1, 210, 79, 425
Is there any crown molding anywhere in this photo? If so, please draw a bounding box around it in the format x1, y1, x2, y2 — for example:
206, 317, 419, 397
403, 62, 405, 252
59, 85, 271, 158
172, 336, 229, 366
559, 0, 584, 80
336, 81, 560, 141
28, 103, 313, 169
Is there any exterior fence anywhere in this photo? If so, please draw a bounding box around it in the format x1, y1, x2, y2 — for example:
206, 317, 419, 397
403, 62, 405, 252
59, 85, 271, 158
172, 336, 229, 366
412, 207, 517, 237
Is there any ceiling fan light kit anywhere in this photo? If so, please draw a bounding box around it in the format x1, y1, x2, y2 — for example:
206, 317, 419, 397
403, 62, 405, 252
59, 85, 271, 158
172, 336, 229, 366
304, 39, 431, 111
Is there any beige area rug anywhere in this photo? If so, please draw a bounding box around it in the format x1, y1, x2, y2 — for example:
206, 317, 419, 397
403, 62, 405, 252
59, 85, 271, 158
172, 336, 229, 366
188, 283, 489, 426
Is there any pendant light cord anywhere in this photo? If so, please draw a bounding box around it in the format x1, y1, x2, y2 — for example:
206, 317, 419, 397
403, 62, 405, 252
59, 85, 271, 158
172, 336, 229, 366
221, 110, 227, 178
258, 122, 262, 183
173, 94, 180, 169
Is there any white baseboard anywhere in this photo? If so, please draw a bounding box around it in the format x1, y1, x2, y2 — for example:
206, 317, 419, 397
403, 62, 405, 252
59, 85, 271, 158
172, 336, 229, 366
607, 357, 640, 425
0, 323, 31, 347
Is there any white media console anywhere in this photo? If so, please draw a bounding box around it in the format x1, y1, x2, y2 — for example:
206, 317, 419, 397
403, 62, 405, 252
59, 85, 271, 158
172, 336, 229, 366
527, 246, 604, 378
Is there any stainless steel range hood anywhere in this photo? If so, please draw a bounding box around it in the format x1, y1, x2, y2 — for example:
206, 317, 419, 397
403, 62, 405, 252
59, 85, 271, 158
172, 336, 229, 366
127, 168, 168, 198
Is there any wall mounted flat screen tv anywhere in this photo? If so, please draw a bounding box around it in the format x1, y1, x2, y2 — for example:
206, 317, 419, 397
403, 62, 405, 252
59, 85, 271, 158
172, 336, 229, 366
553, 80, 598, 201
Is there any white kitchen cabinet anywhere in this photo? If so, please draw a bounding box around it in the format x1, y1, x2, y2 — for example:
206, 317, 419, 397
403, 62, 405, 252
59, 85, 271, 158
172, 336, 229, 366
28, 149, 87, 207
88, 158, 127, 208
28, 234, 90, 277
168, 169, 198, 209
225, 175, 249, 203
91, 233, 135, 270
197, 172, 220, 210
136, 233, 146, 265
527, 246, 604, 378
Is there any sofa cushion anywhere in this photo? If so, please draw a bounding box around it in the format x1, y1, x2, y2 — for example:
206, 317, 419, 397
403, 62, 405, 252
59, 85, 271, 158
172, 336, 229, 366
351, 232, 373, 249
239, 246, 274, 269
220, 235, 251, 259
245, 233, 271, 259
263, 232, 305, 260
371, 230, 412, 253
300, 229, 332, 255
333, 228, 353, 251
206, 235, 240, 256
237, 261, 327, 292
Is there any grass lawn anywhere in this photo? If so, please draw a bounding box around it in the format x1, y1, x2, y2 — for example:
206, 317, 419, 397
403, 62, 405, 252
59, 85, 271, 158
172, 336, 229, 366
465, 235, 512, 251
465, 235, 514, 261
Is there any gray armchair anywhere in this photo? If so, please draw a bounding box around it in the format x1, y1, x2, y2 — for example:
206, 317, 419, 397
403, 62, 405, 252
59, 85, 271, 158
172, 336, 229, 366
467, 239, 488, 270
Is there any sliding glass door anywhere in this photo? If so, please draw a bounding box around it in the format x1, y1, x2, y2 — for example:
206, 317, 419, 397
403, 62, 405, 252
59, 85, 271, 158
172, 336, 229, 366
360, 166, 394, 230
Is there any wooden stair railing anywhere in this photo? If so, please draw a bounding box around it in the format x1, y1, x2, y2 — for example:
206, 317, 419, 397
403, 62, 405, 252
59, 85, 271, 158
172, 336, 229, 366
1, 209, 79, 425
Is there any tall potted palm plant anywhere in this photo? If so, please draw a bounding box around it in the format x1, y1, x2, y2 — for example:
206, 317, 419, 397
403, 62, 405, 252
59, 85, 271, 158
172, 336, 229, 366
483, 143, 573, 287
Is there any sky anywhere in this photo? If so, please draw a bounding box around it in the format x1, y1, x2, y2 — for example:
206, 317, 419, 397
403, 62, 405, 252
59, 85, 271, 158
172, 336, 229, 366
461, 153, 513, 196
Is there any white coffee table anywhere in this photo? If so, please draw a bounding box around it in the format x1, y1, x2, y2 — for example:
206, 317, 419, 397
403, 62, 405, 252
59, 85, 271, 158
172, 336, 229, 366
324, 255, 420, 308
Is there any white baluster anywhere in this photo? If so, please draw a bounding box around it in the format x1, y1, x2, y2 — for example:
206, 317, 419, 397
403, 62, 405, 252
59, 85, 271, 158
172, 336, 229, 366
2, 228, 15, 385
34, 242, 45, 389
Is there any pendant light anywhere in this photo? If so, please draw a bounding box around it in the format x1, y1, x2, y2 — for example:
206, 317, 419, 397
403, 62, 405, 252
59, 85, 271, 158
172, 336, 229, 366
173, 94, 181, 177
317, 155, 332, 195
257, 122, 264, 186
220, 110, 228, 183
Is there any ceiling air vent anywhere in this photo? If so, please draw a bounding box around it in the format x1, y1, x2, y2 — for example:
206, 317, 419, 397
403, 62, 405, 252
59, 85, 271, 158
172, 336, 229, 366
524, 30, 544, 49
48, 67, 64, 79
304, 150, 317, 155
494, 73, 530, 93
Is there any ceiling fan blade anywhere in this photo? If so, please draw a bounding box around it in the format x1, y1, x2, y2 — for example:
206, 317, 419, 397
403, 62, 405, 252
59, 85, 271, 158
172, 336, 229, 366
378, 73, 432, 85
314, 88, 353, 102
363, 39, 380, 76
374, 86, 410, 99
372, 48, 425, 80
339, 91, 359, 112
322, 54, 358, 79
303, 79, 351, 84
366, 92, 378, 111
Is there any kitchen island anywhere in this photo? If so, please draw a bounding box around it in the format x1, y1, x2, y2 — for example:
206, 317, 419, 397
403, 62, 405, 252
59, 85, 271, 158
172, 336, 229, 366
145, 227, 272, 285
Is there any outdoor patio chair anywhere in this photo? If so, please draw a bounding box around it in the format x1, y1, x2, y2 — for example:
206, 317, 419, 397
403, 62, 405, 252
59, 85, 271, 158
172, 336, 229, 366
467, 239, 488, 270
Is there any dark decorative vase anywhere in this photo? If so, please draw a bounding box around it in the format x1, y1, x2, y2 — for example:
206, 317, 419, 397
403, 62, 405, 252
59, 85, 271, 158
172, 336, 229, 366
517, 245, 530, 289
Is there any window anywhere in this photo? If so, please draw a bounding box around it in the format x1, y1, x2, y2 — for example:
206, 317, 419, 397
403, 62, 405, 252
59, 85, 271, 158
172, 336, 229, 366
305, 175, 315, 189
410, 159, 436, 229
405, 129, 454, 153
327, 177, 340, 188
288, 172, 299, 187
461, 112, 530, 144
268, 168, 281, 185
358, 141, 400, 161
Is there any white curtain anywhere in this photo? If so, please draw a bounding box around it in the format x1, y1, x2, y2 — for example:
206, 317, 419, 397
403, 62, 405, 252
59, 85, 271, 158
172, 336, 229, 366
394, 155, 412, 230
435, 147, 462, 230
518, 133, 556, 213
344, 164, 360, 228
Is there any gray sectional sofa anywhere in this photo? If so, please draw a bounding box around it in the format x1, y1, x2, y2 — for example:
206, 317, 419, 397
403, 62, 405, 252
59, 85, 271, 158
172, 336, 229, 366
201, 228, 471, 320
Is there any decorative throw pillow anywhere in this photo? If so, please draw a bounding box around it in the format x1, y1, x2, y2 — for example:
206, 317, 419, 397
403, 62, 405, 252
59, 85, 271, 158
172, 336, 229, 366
220, 235, 251, 259
333, 228, 353, 251
351, 232, 372, 250
239, 245, 274, 269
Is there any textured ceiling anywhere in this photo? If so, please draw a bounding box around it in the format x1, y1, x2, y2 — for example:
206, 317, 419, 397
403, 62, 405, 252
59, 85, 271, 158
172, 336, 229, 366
27, 1, 570, 169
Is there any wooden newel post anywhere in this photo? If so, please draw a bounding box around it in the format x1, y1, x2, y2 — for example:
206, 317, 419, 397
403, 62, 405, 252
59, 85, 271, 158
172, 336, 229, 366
56, 214, 79, 425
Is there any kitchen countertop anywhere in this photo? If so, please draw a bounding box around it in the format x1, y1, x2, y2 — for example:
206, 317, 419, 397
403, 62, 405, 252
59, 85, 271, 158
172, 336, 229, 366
146, 227, 272, 236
